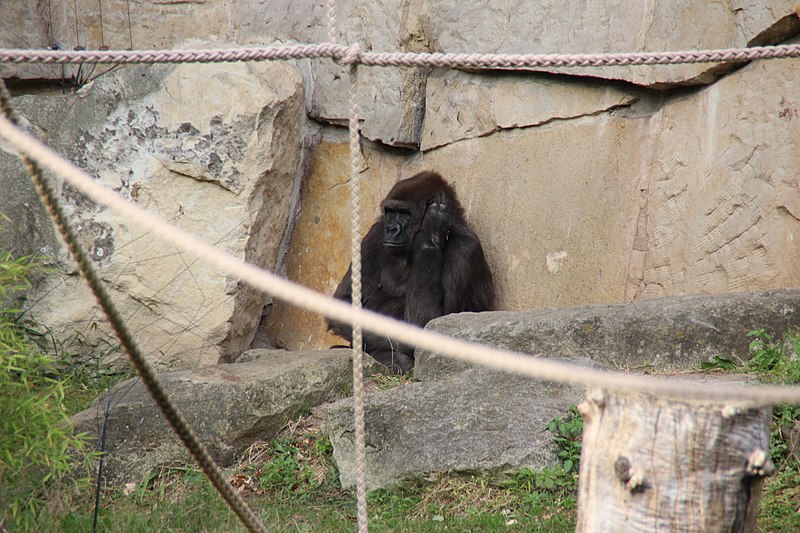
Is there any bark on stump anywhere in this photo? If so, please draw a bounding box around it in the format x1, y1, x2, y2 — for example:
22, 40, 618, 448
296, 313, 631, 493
576, 386, 773, 532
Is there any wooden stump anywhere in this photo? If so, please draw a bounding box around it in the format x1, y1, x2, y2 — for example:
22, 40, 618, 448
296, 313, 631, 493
576, 384, 773, 532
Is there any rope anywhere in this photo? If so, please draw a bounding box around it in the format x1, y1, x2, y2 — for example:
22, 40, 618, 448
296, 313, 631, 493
2, 114, 799, 406
347, 62, 369, 532
327, 0, 337, 45
0, 83, 267, 533
2, 42, 800, 68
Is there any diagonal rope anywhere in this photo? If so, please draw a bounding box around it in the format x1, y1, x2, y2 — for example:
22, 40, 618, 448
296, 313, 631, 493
0, 82, 267, 533
3, 113, 800, 406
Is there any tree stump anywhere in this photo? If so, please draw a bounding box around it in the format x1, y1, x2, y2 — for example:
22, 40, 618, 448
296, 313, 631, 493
576, 383, 773, 532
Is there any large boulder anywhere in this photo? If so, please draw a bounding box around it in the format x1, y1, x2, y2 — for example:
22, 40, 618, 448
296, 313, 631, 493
325, 368, 583, 491
2, 57, 309, 369
415, 288, 800, 381
71, 349, 353, 484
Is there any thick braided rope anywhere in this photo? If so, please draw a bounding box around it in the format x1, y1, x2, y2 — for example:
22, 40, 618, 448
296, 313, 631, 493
347, 63, 370, 533
2, 43, 800, 67
327, 0, 337, 45
0, 44, 347, 64
4, 113, 800, 406
0, 85, 267, 533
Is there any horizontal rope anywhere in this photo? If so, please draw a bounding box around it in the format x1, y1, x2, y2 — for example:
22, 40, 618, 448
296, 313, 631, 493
1, 42, 800, 68
1, 114, 799, 405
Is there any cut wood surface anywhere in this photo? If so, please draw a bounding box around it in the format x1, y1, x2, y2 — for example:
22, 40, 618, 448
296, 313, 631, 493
577, 376, 773, 532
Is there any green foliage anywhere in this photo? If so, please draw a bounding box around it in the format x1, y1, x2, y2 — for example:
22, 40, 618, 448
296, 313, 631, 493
745, 328, 800, 468
747, 328, 800, 385
700, 355, 739, 371
757, 468, 800, 532
0, 252, 96, 530
369, 370, 415, 390
546, 405, 583, 477
29, 410, 580, 531
256, 437, 320, 497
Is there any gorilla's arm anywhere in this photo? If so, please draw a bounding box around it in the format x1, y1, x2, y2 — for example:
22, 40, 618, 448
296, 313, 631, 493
405, 201, 449, 326
441, 228, 494, 313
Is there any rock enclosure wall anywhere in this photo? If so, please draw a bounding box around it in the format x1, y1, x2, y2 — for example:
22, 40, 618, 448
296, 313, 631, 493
1, 2, 799, 363
1, 59, 309, 368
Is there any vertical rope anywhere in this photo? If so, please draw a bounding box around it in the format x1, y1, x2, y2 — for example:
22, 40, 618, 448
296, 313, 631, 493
327, 0, 337, 44
72, 0, 80, 47
348, 62, 369, 532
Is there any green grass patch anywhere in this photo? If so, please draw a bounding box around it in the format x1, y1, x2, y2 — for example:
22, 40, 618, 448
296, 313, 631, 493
24, 407, 580, 532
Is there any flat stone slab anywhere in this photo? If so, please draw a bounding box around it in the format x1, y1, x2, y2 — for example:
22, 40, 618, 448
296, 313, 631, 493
325, 368, 582, 491
72, 349, 352, 484
416, 288, 800, 381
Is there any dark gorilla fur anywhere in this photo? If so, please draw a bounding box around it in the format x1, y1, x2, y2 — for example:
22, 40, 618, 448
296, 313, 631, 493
328, 171, 494, 373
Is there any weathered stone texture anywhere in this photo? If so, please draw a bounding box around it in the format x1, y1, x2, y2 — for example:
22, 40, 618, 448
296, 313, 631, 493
422, 70, 641, 150
3, 3, 800, 359
415, 288, 800, 381
3, 59, 307, 369
10, 1, 798, 148
632, 56, 800, 299
71, 349, 353, 483
263, 134, 411, 351
326, 369, 582, 490
413, 112, 649, 312
423, 1, 800, 86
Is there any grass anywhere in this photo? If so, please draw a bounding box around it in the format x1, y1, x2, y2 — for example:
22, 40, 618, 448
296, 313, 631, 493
9, 242, 795, 531
24, 408, 580, 532
10, 312, 800, 533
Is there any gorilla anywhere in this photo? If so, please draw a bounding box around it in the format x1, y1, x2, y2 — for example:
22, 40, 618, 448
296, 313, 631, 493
328, 171, 494, 373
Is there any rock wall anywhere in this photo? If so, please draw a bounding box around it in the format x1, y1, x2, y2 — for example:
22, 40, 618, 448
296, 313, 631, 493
2, 2, 799, 361
1, 59, 310, 368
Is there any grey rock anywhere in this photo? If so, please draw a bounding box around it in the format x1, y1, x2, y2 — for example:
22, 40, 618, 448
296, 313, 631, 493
415, 288, 800, 381
421, 70, 640, 150
325, 368, 582, 490
71, 349, 353, 484
2, 57, 307, 369
0, 156, 60, 260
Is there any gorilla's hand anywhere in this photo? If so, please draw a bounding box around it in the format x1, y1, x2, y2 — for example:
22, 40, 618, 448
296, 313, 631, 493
415, 196, 450, 250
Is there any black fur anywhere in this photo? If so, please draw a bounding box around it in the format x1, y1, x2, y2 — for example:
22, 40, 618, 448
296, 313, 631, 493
328, 171, 494, 373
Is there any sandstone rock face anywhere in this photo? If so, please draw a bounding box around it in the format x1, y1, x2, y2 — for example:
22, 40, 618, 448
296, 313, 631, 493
421, 70, 641, 150
9, 1, 797, 149
3, 59, 307, 368
267, 52, 800, 349
631, 55, 800, 299
423, 1, 800, 86
71, 349, 353, 484
415, 288, 800, 381
413, 109, 649, 312
263, 133, 410, 351
326, 369, 582, 490
3, 4, 799, 359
